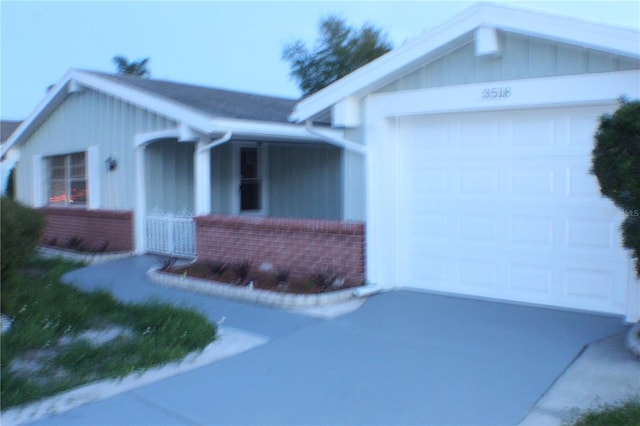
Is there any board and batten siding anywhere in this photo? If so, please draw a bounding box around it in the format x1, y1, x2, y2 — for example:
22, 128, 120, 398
145, 139, 195, 214
269, 144, 342, 220
16, 88, 178, 210
376, 31, 640, 94
210, 143, 233, 215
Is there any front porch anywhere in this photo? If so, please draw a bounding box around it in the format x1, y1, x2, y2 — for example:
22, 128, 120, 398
136, 129, 366, 284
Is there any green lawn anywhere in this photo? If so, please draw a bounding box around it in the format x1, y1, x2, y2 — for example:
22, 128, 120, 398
1, 257, 217, 409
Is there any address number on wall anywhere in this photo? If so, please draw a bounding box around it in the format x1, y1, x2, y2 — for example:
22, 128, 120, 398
480, 87, 511, 100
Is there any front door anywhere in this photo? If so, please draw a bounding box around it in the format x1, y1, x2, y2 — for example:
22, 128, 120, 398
239, 146, 264, 214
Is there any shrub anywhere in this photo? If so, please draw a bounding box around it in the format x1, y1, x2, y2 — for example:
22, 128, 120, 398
0, 197, 45, 282
208, 260, 228, 277
274, 267, 290, 284
309, 267, 338, 291
591, 99, 640, 276
232, 260, 251, 283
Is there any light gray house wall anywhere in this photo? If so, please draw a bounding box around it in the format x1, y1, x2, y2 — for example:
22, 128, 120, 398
15, 88, 177, 209
145, 139, 194, 214
210, 143, 233, 215
268, 144, 342, 219
207, 142, 344, 219
376, 31, 640, 93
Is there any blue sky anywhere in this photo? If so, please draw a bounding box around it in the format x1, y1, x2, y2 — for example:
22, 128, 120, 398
1, 1, 639, 120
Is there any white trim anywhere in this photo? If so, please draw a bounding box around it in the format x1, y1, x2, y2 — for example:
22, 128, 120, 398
2, 70, 75, 158
292, 3, 640, 121
197, 131, 233, 153
134, 145, 146, 254
194, 138, 211, 216
366, 71, 640, 119
233, 143, 268, 216
69, 72, 214, 134
133, 128, 181, 148
304, 122, 368, 155
87, 145, 101, 209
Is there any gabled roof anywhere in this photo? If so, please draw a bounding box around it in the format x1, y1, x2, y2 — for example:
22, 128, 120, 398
0, 120, 21, 143
1, 70, 365, 158
84, 71, 297, 123
2, 70, 310, 156
292, 2, 640, 122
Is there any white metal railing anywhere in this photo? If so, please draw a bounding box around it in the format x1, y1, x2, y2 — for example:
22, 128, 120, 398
146, 207, 196, 257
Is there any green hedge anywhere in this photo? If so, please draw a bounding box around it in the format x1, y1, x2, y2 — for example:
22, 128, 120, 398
591, 99, 640, 276
1, 197, 46, 282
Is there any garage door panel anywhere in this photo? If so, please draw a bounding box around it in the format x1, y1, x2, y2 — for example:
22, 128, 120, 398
398, 105, 627, 315
510, 166, 556, 196
509, 263, 553, 294
509, 216, 554, 247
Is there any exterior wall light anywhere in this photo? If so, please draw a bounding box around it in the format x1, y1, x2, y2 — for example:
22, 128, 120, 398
106, 156, 117, 172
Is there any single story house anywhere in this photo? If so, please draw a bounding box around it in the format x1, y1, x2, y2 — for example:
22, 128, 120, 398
2, 3, 639, 320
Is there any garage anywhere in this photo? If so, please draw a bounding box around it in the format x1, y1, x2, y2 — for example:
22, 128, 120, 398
395, 105, 630, 314
292, 3, 640, 320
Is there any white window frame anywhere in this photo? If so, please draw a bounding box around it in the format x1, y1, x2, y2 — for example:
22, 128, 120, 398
45, 151, 88, 207
231, 142, 268, 216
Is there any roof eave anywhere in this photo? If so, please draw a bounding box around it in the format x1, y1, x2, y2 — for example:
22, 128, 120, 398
291, 2, 640, 122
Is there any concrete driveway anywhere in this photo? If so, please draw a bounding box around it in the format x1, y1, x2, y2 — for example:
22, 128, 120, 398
24, 256, 626, 425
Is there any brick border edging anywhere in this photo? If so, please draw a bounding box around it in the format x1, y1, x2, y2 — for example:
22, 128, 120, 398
147, 267, 360, 308
37, 247, 134, 265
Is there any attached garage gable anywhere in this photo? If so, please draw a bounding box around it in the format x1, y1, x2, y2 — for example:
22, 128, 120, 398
293, 3, 640, 321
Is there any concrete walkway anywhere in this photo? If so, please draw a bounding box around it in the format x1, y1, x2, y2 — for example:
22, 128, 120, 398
15, 256, 634, 425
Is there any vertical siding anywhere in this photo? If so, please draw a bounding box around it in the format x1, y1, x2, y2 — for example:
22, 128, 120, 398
375, 31, 640, 94
268, 144, 342, 220
145, 139, 194, 214
342, 149, 366, 221
16, 88, 177, 209
210, 143, 232, 214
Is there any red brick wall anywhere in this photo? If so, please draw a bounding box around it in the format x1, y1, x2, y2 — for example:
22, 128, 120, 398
195, 215, 365, 284
40, 208, 133, 252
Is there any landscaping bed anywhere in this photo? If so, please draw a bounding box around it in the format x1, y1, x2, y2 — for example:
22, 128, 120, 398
165, 260, 363, 295
1, 257, 217, 409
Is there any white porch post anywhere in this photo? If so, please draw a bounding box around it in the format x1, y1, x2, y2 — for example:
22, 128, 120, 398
194, 137, 211, 216
134, 144, 147, 254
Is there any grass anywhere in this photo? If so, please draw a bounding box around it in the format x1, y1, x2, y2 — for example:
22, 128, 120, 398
1, 256, 217, 409
570, 398, 640, 426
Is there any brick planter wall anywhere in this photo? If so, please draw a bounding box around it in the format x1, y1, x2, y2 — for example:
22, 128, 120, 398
195, 215, 365, 284
40, 208, 134, 252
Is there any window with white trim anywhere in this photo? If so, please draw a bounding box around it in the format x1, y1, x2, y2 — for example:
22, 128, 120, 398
46, 152, 87, 206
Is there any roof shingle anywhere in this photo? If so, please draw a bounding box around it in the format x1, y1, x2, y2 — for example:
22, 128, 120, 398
86, 71, 298, 123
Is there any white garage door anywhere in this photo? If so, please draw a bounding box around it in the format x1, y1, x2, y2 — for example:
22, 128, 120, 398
397, 105, 630, 315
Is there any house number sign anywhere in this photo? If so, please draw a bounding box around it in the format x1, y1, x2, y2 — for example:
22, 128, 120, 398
480, 86, 511, 100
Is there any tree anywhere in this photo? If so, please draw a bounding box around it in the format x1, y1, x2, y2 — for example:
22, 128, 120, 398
282, 15, 392, 97
112, 55, 150, 78
591, 99, 640, 276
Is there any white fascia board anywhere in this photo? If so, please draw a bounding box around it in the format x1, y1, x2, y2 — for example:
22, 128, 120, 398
209, 118, 323, 142
2, 69, 216, 157
366, 70, 640, 119
72, 71, 214, 134
292, 3, 640, 122
1, 69, 77, 157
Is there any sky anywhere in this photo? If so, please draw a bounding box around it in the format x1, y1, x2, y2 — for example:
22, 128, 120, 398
1, 0, 639, 120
